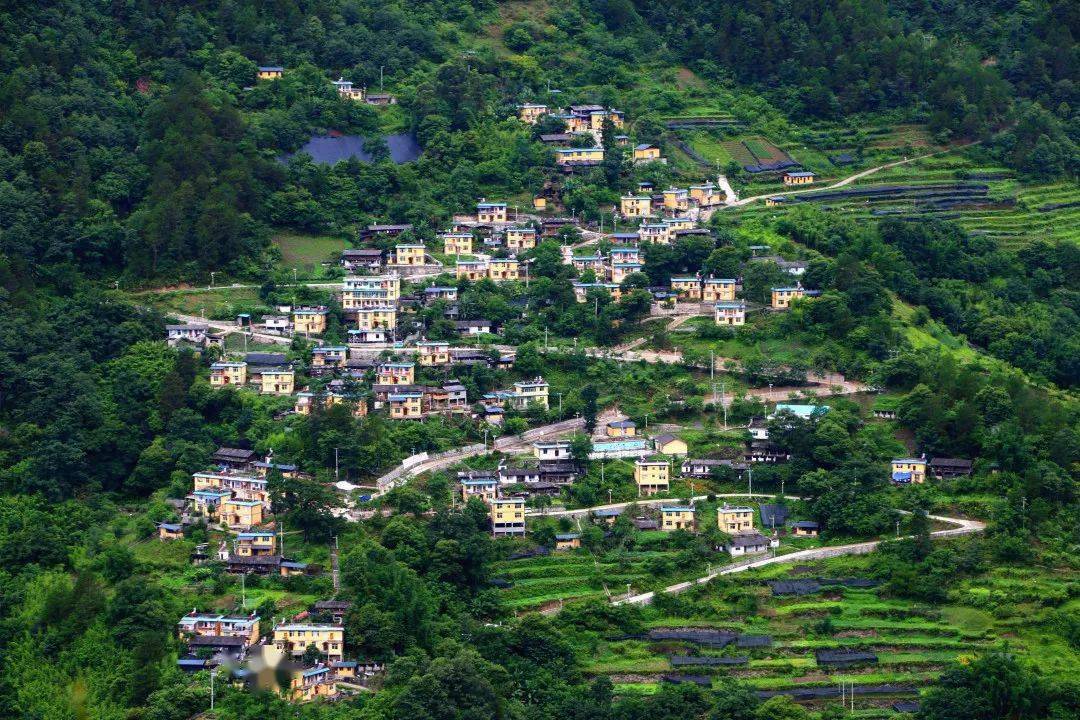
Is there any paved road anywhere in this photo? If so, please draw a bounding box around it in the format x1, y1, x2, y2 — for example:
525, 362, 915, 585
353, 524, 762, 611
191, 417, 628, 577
614, 512, 985, 606
534, 494, 984, 613
702, 142, 982, 220
168, 313, 295, 345
716, 174, 738, 205
374, 415, 594, 493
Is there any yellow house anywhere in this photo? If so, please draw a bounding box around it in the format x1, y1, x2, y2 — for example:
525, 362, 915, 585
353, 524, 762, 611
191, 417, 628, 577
639, 222, 672, 244
512, 377, 549, 410
158, 523, 184, 541
477, 201, 507, 224
671, 277, 702, 300
394, 244, 426, 266
791, 521, 820, 537
210, 362, 247, 387
220, 499, 264, 530
341, 275, 400, 309
620, 196, 653, 218
533, 196, 547, 211
690, 183, 719, 206
518, 103, 548, 124
273, 624, 345, 662
662, 188, 689, 212
294, 392, 316, 415
311, 346, 347, 368
633, 144, 662, 163
488, 259, 519, 281
783, 171, 816, 186
456, 260, 487, 281
653, 434, 688, 456
506, 226, 537, 251
891, 458, 927, 484
327, 392, 367, 418
717, 504, 755, 534
666, 217, 695, 232
461, 478, 498, 504
702, 278, 737, 302
234, 531, 276, 557
573, 282, 622, 303
490, 497, 526, 536
634, 457, 670, 496
765, 196, 786, 208
377, 362, 414, 385
661, 506, 696, 532
257, 65, 284, 80
714, 302, 746, 326
293, 308, 328, 335
284, 665, 335, 703
555, 533, 581, 550
771, 287, 804, 309
332, 77, 364, 100
441, 233, 472, 255
417, 341, 450, 366
260, 369, 295, 395
356, 306, 397, 331
388, 392, 423, 420
554, 147, 604, 166
606, 420, 637, 437
611, 262, 643, 284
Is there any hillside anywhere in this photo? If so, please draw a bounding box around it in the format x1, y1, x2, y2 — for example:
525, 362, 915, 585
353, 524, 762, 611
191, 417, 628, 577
0, 2, 1077, 720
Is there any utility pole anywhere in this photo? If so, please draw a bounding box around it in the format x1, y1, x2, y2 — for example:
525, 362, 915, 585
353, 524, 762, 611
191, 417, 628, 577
721, 380, 728, 429
379, 65, 384, 91
211, 667, 217, 710
748, 465, 753, 497
335, 447, 340, 483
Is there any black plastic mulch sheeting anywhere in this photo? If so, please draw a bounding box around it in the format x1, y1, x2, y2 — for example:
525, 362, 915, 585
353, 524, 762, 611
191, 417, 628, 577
662, 674, 712, 686
815, 649, 879, 665
770, 580, 821, 595
670, 655, 749, 666
736, 635, 773, 648
647, 629, 737, 647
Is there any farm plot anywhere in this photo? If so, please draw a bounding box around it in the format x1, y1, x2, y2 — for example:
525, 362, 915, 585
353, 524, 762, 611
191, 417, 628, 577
721, 135, 798, 173
581, 567, 997, 711
491, 548, 714, 611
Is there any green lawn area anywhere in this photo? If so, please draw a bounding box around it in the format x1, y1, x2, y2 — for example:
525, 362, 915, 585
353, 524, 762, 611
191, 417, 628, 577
149, 287, 264, 318
272, 232, 348, 279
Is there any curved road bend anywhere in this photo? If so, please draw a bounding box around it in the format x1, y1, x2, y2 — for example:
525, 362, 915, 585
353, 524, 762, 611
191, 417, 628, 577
526, 493, 984, 608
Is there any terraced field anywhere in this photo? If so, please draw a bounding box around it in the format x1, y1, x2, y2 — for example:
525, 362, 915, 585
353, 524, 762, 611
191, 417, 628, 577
587, 580, 981, 708
493, 550, 692, 610
736, 150, 1080, 248
575, 555, 1078, 715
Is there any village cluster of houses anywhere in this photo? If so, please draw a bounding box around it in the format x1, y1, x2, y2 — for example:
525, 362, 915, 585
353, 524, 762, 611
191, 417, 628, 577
177, 600, 382, 702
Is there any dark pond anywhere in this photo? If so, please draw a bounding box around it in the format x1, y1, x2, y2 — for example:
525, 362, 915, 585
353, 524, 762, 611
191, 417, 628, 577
285, 133, 422, 165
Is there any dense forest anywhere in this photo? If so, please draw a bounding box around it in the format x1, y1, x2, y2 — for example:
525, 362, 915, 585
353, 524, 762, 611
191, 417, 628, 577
0, 1, 1077, 719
